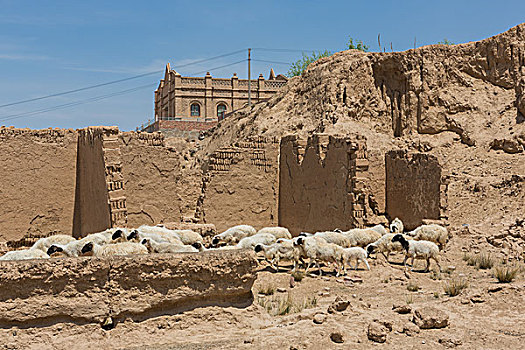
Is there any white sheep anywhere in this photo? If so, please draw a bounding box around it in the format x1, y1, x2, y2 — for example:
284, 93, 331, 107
47, 230, 116, 257
30, 234, 76, 253
341, 228, 382, 247
171, 229, 203, 245
365, 233, 411, 262
370, 224, 388, 236
0, 249, 50, 261
294, 236, 344, 276
80, 241, 148, 257
191, 242, 238, 252
313, 231, 351, 247
341, 247, 370, 273
256, 227, 292, 240
141, 238, 198, 253
390, 218, 404, 233
406, 224, 449, 250
391, 234, 441, 272
127, 229, 177, 245
254, 239, 299, 271
212, 225, 256, 246
136, 225, 193, 244
236, 233, 276, 250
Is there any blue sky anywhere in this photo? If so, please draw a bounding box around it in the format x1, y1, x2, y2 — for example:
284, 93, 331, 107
0, 0, 523, 131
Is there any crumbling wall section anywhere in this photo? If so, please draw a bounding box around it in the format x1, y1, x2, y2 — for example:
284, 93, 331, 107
278, 134, 370, 235
0, 127, 77, 243
119, 132, 189, 227
385, 150, 444, 231
73, 127, 126, 238
0, 250, 257, 328
198, 136, 279, 232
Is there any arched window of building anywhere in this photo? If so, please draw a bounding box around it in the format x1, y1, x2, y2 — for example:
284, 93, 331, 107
217, 104, 227, 120
190, 103, 200, 117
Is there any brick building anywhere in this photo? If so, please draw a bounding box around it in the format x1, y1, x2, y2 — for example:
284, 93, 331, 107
142, 64, 287, 138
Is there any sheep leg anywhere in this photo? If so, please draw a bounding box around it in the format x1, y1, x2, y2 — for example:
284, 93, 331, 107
434, 256, 442, 272
271, 258, 279, 272
382, 251, 389, 263
305, 258, 314, 274
363, 258, 371, 271
355, 259, 360, 270
410, 256, 415, 271
317, 260, 322, 276
425, 258, 430, 272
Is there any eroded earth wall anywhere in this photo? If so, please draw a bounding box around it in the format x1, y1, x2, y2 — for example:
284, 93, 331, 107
385, 150, 443, 231
0, 250, 257, 328
0, 127, 77, 242
73, 127, 114, 238
278, 134, 370, 235
119, 132, 185, 226
199, 137, 279, 232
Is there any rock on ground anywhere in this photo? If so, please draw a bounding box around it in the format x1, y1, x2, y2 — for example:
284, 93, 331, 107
413, 306, 449, 329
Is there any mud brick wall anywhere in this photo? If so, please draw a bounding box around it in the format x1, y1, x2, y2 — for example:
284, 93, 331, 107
0, 250, 257, 328
119, 131, 190, 227
73, 127, 125, 238
278, 134, 369, 235
198, 136, 279, 232
0, 127, 77, 242
385, 150, 443, 231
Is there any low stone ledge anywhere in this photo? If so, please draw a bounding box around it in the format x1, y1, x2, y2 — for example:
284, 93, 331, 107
0, 249, 257, 328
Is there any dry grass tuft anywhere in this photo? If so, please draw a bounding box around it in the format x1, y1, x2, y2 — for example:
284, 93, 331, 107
443, 278, 468, 297
257, 284, 275, 296
257, 293, 317, 316
477, 253, 495, 270
494, 265, 520, 283
407, 282, 420, 292
464, 252, 494, 270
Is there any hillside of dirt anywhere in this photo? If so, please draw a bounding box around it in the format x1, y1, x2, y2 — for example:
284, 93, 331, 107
200, 23, 524, 243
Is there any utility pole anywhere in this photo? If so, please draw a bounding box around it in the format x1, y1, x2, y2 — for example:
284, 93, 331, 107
248, 48, 251, 108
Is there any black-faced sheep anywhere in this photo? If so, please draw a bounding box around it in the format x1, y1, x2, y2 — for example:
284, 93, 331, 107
294, 236, 344, 276
80, 242, 148, 257
212, 225, 256, 246
392, 234, 441, 272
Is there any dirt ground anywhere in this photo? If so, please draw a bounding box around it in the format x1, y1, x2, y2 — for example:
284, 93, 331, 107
1, 231, 524, 350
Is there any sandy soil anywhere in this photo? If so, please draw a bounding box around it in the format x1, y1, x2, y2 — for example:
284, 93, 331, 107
2, 232, 524, 350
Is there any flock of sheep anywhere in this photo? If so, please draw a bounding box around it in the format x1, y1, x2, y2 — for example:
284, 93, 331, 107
0, 219, 449, 277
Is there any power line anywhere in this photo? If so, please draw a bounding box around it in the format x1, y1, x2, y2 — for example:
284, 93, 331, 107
0, 84, 156, 122
190, 59, 246, 76
0, 59, 248, 122
252, 47, 320, 53
0, 49, 246, 109
251, 59, 291, 65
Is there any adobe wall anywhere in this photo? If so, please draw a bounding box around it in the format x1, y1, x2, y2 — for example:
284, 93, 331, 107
72, 127, 115, 238
385, 150, 444, 231
119, 131, 197, 226
278, 134, 370, 235
0, 127, 77, 242
198, 137, 280, 232
0, 250, 257, 328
